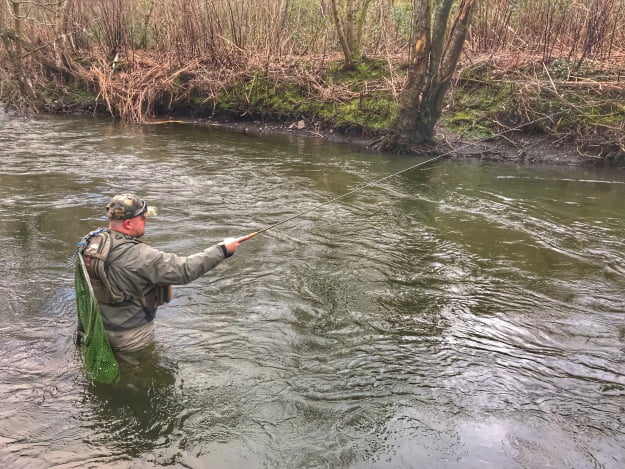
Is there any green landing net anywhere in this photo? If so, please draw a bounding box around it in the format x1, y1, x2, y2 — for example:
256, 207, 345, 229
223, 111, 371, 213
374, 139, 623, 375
74, 254, 119, 384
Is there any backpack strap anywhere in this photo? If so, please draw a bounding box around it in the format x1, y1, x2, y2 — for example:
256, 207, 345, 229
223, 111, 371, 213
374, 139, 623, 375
78, 229, 131, 305
76, 227, 107, 256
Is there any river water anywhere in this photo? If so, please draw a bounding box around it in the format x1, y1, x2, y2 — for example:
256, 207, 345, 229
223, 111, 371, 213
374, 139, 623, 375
0, 111, 624, 468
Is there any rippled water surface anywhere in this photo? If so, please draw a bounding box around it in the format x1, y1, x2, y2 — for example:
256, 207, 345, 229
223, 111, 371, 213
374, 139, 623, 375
1, 112, 624, 468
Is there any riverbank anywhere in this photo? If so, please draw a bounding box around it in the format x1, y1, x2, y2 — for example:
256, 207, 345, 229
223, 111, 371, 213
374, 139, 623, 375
175, 116, 593, 168
145, 97, 621, 169
2, 53, 623, 168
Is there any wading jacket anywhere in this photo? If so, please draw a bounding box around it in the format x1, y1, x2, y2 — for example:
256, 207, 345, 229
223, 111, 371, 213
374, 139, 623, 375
100, 230, 229, 331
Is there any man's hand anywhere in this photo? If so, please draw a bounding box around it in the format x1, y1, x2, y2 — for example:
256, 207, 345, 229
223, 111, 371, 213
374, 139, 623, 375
222, 237, 241, 255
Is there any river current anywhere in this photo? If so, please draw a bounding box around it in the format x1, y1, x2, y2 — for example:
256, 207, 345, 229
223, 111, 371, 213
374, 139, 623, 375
0, 111, 624, 468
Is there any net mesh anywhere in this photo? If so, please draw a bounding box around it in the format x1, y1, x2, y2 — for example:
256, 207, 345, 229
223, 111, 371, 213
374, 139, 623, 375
74, 254, 119, 384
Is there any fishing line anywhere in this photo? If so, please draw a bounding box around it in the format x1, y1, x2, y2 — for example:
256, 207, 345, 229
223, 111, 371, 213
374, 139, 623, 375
237, 111, 567, 242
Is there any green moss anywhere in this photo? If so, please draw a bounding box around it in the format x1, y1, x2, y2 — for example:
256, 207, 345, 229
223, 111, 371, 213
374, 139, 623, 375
328, 58, 390, 88
442, 79, 516, 139
215, 71, 307, 118
36, 80, 100, 112
442, 60, 624, 146
314, 93, 396, 130
67, 82, 99, 106
212, 64, 397, 131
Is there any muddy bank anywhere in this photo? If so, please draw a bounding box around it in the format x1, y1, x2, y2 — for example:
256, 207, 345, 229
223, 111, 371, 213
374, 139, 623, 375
162, 115, 621, 169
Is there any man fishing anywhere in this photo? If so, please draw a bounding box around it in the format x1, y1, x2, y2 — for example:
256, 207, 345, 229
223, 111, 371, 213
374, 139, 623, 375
78, 193, 241, 354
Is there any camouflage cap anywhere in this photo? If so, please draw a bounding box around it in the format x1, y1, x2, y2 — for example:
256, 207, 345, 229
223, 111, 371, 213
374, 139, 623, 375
106, 193, 156, 220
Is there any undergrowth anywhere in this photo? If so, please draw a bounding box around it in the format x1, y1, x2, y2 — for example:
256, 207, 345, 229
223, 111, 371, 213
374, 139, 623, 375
443, 57, 624, 158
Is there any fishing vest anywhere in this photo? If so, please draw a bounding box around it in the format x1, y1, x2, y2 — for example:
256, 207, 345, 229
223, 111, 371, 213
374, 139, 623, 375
77, 228, 171, 309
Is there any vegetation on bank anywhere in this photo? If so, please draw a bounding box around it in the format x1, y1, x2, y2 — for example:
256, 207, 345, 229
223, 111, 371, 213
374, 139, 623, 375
1, 0, 623, 161
445, 58, 625, 161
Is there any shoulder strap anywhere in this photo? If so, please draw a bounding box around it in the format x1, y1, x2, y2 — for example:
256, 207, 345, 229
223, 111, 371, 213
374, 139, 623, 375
80, 229, 129, 304
76, 228, 108, 256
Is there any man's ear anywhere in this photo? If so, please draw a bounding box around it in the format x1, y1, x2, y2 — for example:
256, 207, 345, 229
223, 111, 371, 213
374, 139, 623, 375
123, 218, 134, 229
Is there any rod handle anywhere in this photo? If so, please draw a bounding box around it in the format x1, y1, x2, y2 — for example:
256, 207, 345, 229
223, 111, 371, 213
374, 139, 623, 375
237, 232, 259, 242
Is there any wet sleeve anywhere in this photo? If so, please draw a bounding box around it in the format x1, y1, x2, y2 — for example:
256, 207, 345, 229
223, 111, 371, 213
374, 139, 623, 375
129, 243, 227, 286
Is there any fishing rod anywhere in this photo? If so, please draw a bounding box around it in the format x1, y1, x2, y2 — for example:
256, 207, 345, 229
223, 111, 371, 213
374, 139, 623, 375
236, 111, 567, 243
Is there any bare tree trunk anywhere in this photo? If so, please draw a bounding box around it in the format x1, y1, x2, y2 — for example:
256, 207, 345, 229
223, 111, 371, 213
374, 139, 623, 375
5, 0, 30, 95
10, 0, 22, 57
329, 0, 373, 70
372, 0, 431, 150
371, 0, 475, 153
